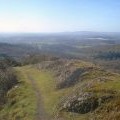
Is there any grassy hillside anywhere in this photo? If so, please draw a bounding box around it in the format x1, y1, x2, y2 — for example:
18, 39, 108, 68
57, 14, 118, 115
35, 59, 120, 120
16, 66, 74, 119
0, 59, 120, 120
0, 68, 37, 120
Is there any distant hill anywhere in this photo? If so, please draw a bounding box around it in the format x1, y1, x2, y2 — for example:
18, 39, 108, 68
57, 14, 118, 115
0, 31, 120, 44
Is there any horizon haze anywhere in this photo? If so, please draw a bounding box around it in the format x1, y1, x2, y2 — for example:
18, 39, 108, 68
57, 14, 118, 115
0, 0, 120, 33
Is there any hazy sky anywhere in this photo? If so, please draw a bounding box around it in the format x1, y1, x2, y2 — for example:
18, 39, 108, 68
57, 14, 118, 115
0, 0, 120, 33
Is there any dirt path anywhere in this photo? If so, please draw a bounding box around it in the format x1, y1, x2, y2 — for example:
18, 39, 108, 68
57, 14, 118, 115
27, 74, 50, 120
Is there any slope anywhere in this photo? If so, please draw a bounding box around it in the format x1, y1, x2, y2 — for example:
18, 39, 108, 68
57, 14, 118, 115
1, 59, 120, 120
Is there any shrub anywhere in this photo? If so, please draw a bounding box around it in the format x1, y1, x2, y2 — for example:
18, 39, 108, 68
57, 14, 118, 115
0, 67, 18, 106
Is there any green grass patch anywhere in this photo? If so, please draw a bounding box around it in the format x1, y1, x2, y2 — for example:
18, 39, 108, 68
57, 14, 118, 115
20, 66, 74, 117
18, 66, 95, 120
0, 68, 37, 120
2, 64, 119, 120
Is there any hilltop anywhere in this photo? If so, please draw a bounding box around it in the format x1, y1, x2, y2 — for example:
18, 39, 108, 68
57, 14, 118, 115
35, 59, 120, 119
1, 57, 120, 120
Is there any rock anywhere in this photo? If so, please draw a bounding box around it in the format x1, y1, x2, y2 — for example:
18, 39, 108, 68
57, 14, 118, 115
62, 92, 97, 113
61, 92, 114, 114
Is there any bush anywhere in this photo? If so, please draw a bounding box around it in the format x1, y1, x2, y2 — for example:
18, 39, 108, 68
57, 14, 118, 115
0, 67, 18, 106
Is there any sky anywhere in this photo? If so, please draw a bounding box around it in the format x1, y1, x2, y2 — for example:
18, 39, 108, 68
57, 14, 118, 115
0, 0, 120, 33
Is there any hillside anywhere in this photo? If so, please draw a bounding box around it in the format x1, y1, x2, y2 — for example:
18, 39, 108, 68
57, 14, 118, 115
35, 59, 120, 120
0, 58, 120, 120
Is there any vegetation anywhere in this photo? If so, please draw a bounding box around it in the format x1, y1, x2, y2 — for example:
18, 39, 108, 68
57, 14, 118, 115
21, 54, 58, 65
1, 59, 118, 120
0, 59, 18, 108
17, 66, 74, 119
0, 54, 20, 68
95, 51, 120, 60
0, 68, 37, 120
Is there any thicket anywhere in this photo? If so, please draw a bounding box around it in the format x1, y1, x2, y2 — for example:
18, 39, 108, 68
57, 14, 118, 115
0, 56, 18, 107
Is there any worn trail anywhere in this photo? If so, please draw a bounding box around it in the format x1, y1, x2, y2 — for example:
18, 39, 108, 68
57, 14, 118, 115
27, 74, 49, 120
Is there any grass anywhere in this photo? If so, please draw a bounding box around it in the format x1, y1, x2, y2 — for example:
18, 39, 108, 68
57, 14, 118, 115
1, 62, 120, 120
15, 65, 91, 120
19, 66, 74, 118
1, 65, 87, 120
89, 74, 120, 91
16, 65, 120, 120
0, 67, 37, 120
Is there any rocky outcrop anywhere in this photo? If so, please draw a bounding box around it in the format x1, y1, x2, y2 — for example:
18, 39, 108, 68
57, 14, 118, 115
60, 92, 114, 114
57, 68, 85, 89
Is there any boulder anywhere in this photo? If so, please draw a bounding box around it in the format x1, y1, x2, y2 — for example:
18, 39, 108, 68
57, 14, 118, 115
61, 92, 114, 114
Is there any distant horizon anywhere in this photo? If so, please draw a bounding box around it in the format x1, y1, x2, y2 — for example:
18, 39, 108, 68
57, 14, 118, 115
0, 30, 120, 34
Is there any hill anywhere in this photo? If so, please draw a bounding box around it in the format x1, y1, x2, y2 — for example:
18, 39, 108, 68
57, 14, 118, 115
0, 58, 120, 120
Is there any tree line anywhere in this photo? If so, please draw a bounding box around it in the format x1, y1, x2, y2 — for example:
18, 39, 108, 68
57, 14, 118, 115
95, 51, 120, 60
